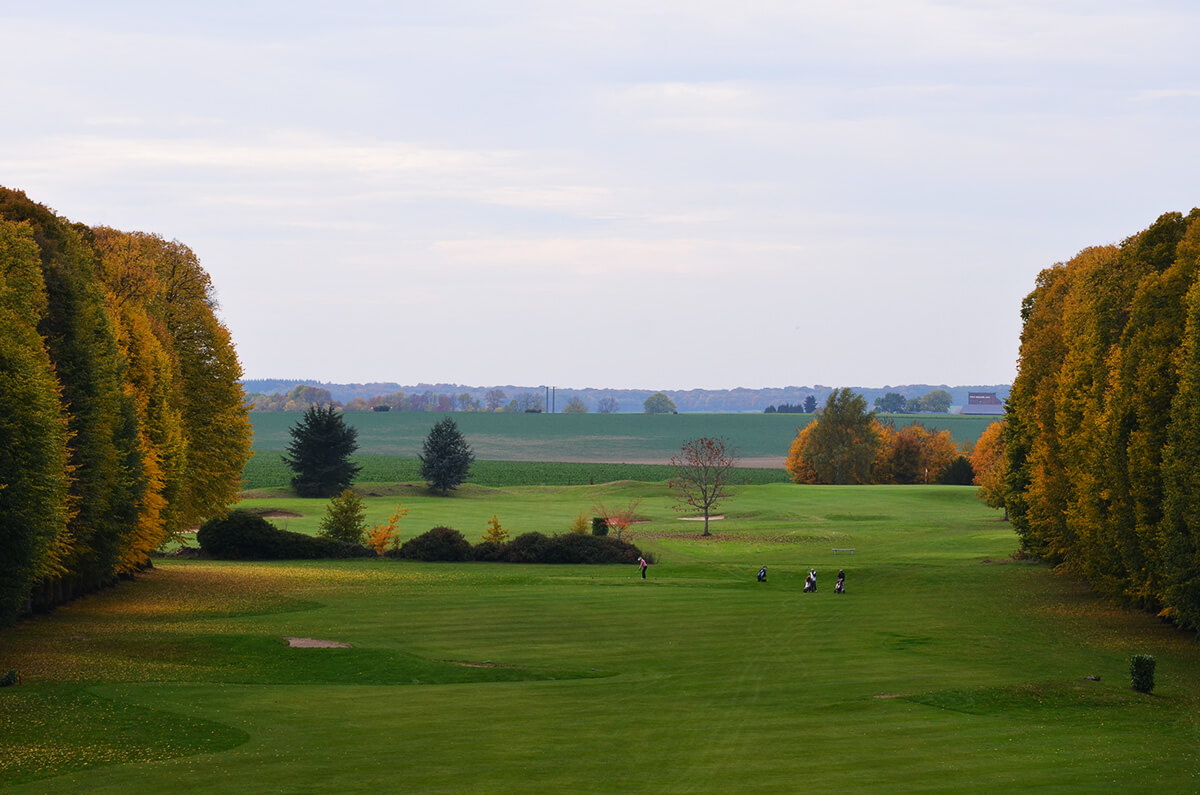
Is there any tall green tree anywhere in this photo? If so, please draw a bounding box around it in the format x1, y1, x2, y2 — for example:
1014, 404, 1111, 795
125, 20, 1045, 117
562, 396, 589, 414
805, 389, 881, 484
1005, 264, 1072, 561
283, 405, 362, 497
874, 392, 906, 413
419, 417, 474, 495
318, 489, 368, 545
1006, 209, 1200, 627
643, 392, 677, 414
0, 188, 144, 589
1162, 235, 1200, 628
0, 219, 71, 625
148, 235, 251, 526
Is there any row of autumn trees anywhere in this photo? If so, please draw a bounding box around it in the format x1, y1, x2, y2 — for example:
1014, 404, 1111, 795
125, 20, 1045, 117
784, 389, 975, 485
0, 188, 251, 626
1003, 209, 1200, 629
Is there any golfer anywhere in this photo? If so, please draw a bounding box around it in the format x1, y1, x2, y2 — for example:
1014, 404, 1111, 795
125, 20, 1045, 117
638, 556, 648, 579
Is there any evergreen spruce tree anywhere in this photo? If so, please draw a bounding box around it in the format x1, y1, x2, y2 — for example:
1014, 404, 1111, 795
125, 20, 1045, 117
282, 405, 361, 497
419, 417, 474, 495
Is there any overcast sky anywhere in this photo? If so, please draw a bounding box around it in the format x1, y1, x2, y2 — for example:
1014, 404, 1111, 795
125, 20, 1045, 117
3, 1, 1198, 390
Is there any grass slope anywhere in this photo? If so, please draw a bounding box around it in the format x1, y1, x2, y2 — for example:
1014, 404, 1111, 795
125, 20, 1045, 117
242, 456, 794, 492
4, 484, 1199, 791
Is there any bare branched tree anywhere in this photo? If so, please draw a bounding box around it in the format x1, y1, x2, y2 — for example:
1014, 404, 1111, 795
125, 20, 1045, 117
669, 437, 739, 536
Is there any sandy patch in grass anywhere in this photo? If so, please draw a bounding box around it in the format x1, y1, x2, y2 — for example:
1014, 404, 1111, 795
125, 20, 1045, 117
677, 515, 725, 521
285, 637, 351, 648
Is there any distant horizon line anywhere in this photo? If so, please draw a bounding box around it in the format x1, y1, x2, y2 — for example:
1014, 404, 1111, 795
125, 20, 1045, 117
241, 378, 1014, 391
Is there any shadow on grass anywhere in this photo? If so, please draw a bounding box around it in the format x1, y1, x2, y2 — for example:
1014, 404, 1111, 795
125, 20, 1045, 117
0, 684, 249, 786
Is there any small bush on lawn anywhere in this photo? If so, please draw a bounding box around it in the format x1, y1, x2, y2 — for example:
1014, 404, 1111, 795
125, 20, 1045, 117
390, 526, 473, 562
319, 489, 368, 545
472, 539, 504, 562
197, 509, 373, 560
1131, 654, 1156, 693
502, 532, 554, 563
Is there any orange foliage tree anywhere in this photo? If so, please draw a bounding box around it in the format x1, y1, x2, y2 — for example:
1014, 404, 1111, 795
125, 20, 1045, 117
971, 420, 1008, 518
366, 503, 409, 555
592, 499, 643, 539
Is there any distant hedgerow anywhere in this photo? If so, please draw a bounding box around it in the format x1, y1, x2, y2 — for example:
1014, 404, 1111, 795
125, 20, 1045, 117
197, 509, 372, 560
389, 526, 473, 562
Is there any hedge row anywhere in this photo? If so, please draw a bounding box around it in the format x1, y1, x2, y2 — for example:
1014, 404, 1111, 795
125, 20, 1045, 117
196, 513, 645, 565
197, 510, 374, 560
388, 527, 645, 564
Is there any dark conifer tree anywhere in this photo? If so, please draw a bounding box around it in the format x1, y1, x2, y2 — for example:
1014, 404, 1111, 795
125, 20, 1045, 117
419, 417, 474, 495
282, 405, 361, 497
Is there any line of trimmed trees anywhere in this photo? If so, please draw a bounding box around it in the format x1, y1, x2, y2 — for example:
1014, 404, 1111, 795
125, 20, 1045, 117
1004, 209, 1200, 629
0, 188, 251, 626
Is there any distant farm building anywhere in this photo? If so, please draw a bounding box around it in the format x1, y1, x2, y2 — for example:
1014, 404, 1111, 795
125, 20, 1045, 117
959, 392, 1005, 415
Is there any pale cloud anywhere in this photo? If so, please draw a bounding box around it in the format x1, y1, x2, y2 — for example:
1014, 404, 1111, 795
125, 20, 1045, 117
1135, 89, 1200, 101
428, 236, 813, 277
2, 1, 1198, 389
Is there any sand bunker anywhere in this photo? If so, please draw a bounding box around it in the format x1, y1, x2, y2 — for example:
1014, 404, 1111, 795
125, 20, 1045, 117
285, 637, 351, 648
678, 515, 725, 521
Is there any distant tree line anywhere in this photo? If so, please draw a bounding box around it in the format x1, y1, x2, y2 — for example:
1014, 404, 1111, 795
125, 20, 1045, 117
873, 389, 952, 414
0, 187, 251, 626
765, 396, 818, 414
246, 385, 576, 414
1002, 209, 1200, 630
246, 385, 632, 415
244, 380, 1009, 414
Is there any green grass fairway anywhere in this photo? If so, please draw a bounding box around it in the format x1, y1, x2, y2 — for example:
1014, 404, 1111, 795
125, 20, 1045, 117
5, 485, 1200, 791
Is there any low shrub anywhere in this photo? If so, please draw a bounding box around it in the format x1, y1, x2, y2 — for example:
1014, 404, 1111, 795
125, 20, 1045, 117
472, 540, 504, 562
499, 532, 643, 564
390, 526, 473, 561
0, 669, 19, 687
502, 532, 553, 563
543, 533, 644, 564
591, 517, 609, 537
938, 456, 975, 485
388, 528, 645, 565
197, 510, 373, 560
1131, 654, 1156, 693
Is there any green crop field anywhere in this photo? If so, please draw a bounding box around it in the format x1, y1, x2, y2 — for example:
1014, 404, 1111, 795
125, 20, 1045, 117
245, 411, 1000, 467
242, 455, 794, 491
4, 483, 1199, 791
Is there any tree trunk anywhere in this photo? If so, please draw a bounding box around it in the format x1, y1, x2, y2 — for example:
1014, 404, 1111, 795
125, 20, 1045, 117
703, 510, 711, 536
